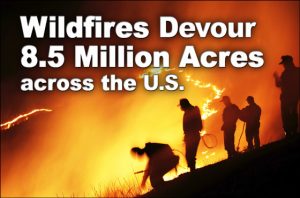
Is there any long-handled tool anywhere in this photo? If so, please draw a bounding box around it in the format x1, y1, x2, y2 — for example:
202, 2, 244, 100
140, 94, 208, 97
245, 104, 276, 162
237, 122, 246, 152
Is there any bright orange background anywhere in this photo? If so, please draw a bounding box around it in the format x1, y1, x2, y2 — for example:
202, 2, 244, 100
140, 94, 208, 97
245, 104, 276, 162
1, 1, 299, 197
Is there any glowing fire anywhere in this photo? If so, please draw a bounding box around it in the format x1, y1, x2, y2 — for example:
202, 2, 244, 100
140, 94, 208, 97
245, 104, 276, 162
139, 68, 225, 121
1, 109, 52, 131
184, 74, 224, 120
138, 67, 176, 78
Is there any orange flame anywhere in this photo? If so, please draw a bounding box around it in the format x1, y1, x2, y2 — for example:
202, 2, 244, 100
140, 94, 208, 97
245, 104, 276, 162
139, 68, 225, 121
138, 67, 176, 78
184, 74, 224, 120
1, 109, 52, 131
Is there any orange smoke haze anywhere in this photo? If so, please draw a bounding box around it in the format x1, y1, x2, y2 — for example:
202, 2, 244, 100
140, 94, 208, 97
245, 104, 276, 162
1, 1, 299, 197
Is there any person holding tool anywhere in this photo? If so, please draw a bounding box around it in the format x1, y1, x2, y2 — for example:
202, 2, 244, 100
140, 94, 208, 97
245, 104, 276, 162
239, 96, 262, 150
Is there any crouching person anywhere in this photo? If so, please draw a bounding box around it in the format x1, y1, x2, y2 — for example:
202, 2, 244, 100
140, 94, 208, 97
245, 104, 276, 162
131, 142, 179, 188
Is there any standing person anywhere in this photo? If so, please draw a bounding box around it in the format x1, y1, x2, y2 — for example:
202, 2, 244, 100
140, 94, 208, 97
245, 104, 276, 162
179, 98, 203, 172
273, 55, 300, 137
220, 96, 240, 158
131, 142, 179, 188
240, 96, 262, 150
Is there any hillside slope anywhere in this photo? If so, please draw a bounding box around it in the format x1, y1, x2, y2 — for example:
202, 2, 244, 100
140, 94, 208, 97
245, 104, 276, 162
143, 134, 300, 197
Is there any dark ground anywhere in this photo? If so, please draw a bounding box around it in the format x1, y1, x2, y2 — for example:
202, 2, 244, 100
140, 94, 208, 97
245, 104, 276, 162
142, 134, 300, 197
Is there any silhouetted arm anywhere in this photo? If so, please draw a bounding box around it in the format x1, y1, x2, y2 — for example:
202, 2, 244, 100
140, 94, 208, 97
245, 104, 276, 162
239, 107, 247, 122
273, 72, 281, 87
141, 163, 149, 188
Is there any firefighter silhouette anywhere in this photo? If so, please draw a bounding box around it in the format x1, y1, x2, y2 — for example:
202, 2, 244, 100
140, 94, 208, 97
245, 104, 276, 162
179, 98, 203, 172
220, 96, 240, 158
131, 143, 179, 188
240, 96, 262, 150
274, 55, 300, 137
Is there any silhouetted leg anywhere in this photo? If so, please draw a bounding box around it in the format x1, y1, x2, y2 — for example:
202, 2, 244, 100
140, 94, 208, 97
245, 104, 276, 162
253, 126, 260, 149
281, 100, 289, 136
185, 133, 200, 171
245, 128, 253, 151
150, 174, 164, 188
229, 129, 236, 157
224, 130, 230, 157
281, 100, 297, 137
289, 103, 298, 135
169, 155, 179, 173
224, 129, 236, 158
185, 135, 193, 171
254, 134, 260, 149
186, 136, 198, 171
160, 155, 179, 176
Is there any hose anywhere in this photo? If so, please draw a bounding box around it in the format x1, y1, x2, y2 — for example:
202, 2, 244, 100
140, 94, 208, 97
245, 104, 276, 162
201, 133, 218, 148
